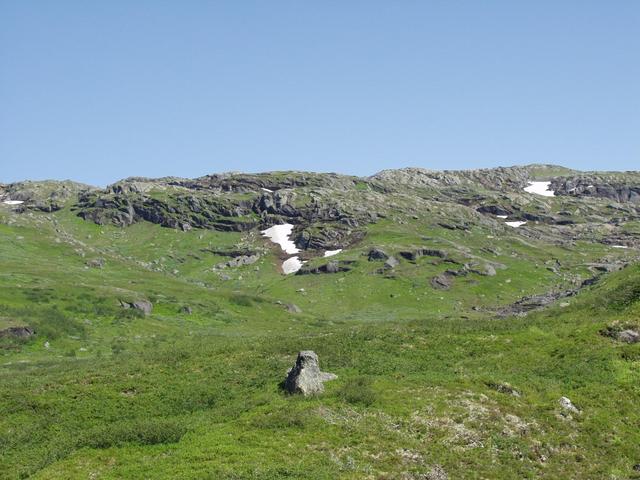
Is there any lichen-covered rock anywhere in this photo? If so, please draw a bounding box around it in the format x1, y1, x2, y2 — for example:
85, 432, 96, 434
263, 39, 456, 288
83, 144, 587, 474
284, 351, 337, 396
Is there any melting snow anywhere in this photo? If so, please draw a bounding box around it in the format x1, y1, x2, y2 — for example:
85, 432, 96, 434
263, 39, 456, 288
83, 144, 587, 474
506, 221, 527, 228
282, 256, 304, 274
261, 223, 304, 274
524, 181, 555, 197
2, 200, 24, 205
324, 249, 342, 257
261, 224, 300, 255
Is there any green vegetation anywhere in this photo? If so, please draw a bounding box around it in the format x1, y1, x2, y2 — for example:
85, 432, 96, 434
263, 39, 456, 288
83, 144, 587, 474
1, 167, 639, 479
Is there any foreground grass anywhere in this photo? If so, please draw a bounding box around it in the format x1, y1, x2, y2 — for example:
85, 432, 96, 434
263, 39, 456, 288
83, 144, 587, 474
2, 266, 639, 478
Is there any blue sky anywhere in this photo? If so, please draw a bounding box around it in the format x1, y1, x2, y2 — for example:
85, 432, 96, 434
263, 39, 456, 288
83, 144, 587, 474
1, 1, 638, 186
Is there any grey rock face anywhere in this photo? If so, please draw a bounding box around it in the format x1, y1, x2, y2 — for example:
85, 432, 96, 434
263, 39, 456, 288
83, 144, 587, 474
283, 351, 337, 396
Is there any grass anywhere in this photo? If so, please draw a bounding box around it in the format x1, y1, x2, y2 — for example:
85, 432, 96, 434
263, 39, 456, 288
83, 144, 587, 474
0, 190, 639, 479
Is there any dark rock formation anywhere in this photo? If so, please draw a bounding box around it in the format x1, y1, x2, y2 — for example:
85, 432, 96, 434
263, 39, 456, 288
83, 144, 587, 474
368, 247, 389, 261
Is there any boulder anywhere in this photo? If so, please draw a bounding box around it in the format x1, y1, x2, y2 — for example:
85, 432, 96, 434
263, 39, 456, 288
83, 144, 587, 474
618, 329, 639, 344
285, 303, 302, 314
85, 258, 105, 268
120, 299, 153, 316
0, 326, 35, 339
430, 273, 453, 290
559, 396, 580, 414
179, 305, 193, 315
368, 247, 389, 261
283, 351, 337, 396
383, 256, 399, 269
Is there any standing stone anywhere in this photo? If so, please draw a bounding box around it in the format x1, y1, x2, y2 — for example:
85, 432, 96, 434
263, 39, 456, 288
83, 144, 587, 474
284, 351, 337, 396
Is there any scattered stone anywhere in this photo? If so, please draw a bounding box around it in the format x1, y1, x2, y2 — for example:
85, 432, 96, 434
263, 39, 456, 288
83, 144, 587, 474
430, 273, 453, 290
559, 396, 580, 414
297, 260, 353, 275
600, 325, 640, 343
120, 299, 153, 316
425, 465, 448, 480
215, 254, 260, 269
179, 305, 193, 315
383, 256, 399, 269
486, 381, 521, 397
0, 326, 35, 339
618, 329, 640, 344
285, 303, 302, 314
85, 258, 105, 268
283, 351, 337, 396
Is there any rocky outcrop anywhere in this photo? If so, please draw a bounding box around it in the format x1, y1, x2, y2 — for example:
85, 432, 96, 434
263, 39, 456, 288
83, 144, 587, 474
283, 351, 337, 395
398, 248, 447, 261
296, 260, 354, 275
552, 176, 640, 203
215, 254, 260, 269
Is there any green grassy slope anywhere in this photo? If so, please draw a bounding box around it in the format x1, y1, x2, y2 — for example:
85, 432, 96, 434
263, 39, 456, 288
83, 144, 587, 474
0, 179, 639, 479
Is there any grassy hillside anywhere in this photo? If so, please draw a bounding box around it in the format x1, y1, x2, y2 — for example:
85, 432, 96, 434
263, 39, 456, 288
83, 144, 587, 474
1, 168, 639, 479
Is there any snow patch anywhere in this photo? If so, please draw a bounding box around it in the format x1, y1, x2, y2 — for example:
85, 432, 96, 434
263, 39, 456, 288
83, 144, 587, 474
261, 187, 273, 193
323, 249, 342, 257
261, 223, 305, 274
2, 200, 24, 205
261, 224, 300, 255
496, 215, 508, 219
506, 221, 527, 228
524, 181, 555, 197
282, 256, 304, 274
611, 245, 629, 249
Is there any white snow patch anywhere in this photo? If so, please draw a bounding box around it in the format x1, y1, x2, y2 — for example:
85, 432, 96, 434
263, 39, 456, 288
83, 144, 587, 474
324, 249, 342, 257
261, 187, 273, 193
611, 245, 629, 249
496, 215, 508, 219
282, 256, 304, 274
524, 181, 555, 197
506, 221, 527, 228
261, 224, 300, 254
2, 200, 24, 205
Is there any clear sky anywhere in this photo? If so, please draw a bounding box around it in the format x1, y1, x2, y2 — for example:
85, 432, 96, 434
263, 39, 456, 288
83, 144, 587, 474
1, 1, 638, 186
